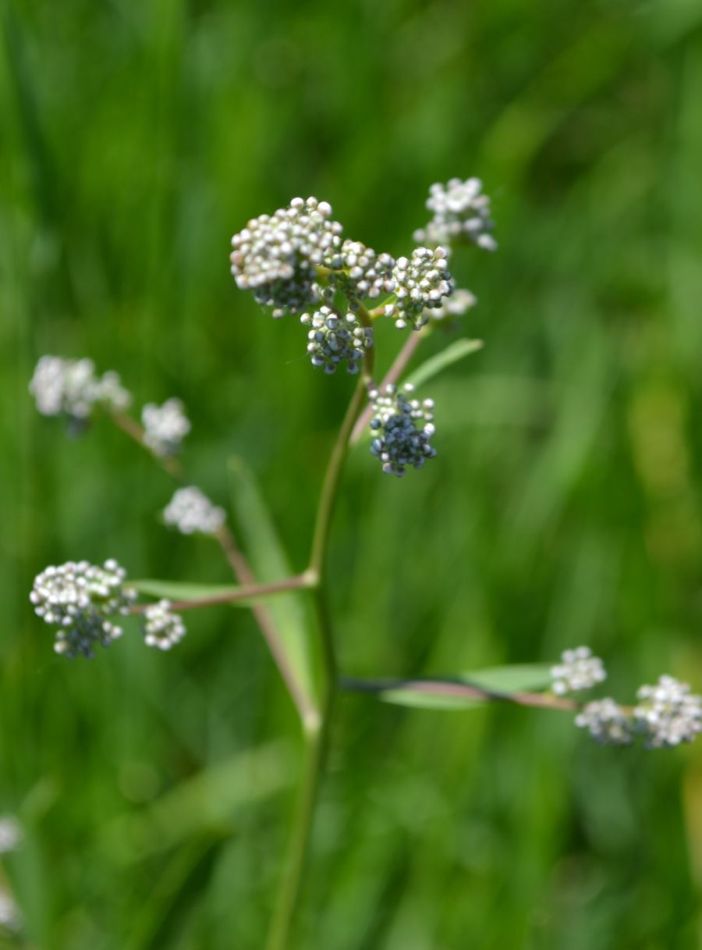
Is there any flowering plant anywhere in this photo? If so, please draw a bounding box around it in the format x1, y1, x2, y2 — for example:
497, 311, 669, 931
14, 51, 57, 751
27, 178, 701, 948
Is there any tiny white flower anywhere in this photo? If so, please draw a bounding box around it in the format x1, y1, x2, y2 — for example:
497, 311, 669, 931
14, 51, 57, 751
414, 177, 497, 252
551, 646, 606, 695
163, 486, 225, 536
143, 600, 186, 651
634, 675, 702, 748
575, 699, 633, 746
142, 398, 190, 457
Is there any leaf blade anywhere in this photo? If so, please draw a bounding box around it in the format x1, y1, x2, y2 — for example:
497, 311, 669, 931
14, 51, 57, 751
405, 338, 484, 389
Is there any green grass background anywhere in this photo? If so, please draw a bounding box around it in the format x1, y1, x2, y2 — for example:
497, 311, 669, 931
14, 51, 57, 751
2, 0, 702, 946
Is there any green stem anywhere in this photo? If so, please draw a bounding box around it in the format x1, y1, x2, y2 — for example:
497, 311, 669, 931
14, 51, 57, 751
267, 374, 366, 949
308, 376, 367, 577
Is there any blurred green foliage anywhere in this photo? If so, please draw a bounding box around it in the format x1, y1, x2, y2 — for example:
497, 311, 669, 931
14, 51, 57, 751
2, 0, 702, 946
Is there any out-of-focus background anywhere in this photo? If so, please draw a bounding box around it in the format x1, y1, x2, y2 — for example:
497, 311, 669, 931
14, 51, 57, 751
2, 0, 702, 946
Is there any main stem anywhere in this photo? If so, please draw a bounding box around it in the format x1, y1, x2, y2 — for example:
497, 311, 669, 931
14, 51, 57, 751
267, 374, 367, 950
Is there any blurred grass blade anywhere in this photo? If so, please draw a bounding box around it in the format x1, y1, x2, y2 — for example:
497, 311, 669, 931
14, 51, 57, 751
227, 456, 317, 704
380, 689, 483, 710
131, 579, 247, 601
461, 663, 553, 692
103, 740, 295, 863
405, 338, 483, 389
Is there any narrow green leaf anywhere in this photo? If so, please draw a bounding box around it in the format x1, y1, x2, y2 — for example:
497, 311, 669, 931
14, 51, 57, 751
103, 740, 295, 862
227, 456, 318, 705
380, 689, 483, 711
405, 338, 484, 389
130, 579, 246, 602
461, 663, 553, 693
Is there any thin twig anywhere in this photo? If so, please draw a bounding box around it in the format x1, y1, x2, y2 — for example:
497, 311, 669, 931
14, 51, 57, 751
216, 526, 319, 729
110, 410, 182, 478
130, 574, 312, 614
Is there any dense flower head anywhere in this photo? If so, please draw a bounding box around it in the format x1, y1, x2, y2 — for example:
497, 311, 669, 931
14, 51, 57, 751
143, 600, 186, 651
29, 355, 131, 424
384, 247, 453, 330
414, 177, 497, 252
300, 306, 373, 375
326, 239, 396, 305
368, 383, 437, 476
634, 675, 702, 748
230, 197, 343, 318
551, 646, 606, 695
575, 698, 634, 746
30, 559, 136, 658
142, 398, 190, 457
163, 486, 226, 535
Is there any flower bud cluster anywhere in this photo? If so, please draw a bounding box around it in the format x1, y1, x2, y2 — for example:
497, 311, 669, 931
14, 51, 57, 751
29, 356, 131, 424
567, 656, 702, 749
30, 559, 136, 659
143, 600, 186, 651
551, 646, 606, 695
300, 306, 373, 375
414, 177, 497, 252
368, 383, 436, 477
163, 486, 226, 536
142, 398, 190, 457
230, 197, 343, 318
327, 239, 395, 305
634, 675, 702, 748
384, 247, 453, 330
575, 699, 633, 746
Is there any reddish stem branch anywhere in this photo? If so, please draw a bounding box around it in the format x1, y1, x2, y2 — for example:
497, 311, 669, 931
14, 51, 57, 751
216, 526, 319, 728
110, 410, 182, 478
340, 676, 578, 711
130, 574, 311, 614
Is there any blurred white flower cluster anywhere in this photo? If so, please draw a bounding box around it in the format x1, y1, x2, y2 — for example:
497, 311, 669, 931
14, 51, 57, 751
29, 356, 130, 425
163, 486, 225, 535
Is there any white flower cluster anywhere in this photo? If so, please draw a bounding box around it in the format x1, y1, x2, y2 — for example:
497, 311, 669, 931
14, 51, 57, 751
301, 306, 373, 375
383, 247, 453, 330
572, 666, 702, 749
368, 383, 437, 477
143, 600, 186, 651
551, 646, 607, 695
327, 239, 396, 305
414, 177, 497, 252
30, 559, 136, 658
426, 287, 476, 322
230, 197, 343, 318
29, 356, 131, 423
634, 675, 702, 749
163, 486, 226, 536
142, 398, 190, 457
575, 699, 633, 746
0, 817, 21, 854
